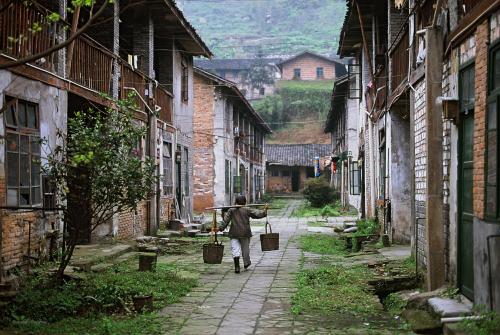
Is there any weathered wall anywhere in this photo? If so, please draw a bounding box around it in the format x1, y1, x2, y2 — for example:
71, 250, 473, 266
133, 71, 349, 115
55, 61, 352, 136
192, 73, 215, 212
172, 45, 195, 218
0, 71, 66, 274
281, 55, 337, 81
413, 79, 427, 268
471, 16, 500, 312
390, 110, 412, 243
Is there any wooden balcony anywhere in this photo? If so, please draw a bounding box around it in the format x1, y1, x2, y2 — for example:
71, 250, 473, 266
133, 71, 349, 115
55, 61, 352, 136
390, 30, 409, 95
0, 1, 171, 119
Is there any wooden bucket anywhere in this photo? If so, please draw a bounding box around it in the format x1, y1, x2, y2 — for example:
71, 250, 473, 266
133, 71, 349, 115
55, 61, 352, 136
203, 231, 224, 264
260, 220, 279, 251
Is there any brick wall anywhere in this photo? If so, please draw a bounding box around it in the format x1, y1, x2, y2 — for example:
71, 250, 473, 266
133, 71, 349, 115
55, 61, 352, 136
414, 79, 427, 267
192, 73, 215, 212
116, 201, 148, 239
472, 20, 489, 219
281, 55, 337, 81
1, 211, 59, 275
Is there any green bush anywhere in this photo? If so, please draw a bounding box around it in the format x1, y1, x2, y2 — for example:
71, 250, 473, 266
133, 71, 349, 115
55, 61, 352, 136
302, 177, 336, 208
355, 219, 379, 236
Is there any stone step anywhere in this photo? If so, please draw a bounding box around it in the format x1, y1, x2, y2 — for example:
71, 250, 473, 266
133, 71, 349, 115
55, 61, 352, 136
428, 297, 473, 318
0, 290, 17, 301
90, 263, 115, 273
71, 243, 133, 272
187, 229, 201, 237
402, 309, 442, 334
443, 323, 467, 335
157, 230, 182, 238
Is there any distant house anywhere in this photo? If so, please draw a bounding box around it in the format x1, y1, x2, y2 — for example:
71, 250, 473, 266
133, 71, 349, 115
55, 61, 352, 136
194, 58, 282, 101
265, 144, 331, 193
278, 51, 347, 81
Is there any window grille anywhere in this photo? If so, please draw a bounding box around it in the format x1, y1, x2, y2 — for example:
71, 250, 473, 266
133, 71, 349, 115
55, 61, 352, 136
348, 64, 362, 99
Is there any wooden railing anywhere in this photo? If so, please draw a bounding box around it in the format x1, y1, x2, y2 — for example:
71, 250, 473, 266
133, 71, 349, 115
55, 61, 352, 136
390, 29, 409, 94
121, 63, 148, 111
155, 86, 172, 124
69, 36, 113, 95
0, 0, 60, 71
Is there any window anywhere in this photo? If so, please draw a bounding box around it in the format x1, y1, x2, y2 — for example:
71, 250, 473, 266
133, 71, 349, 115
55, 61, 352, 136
259, 87, 265, 96
316, 67, 324, 79
282, 169, 290, 177
233, 175, 242, 193
162, 142, 173, 195
350, 162, 361, 195
293, 68, 301, 79
225, 160, 232, 194
486, 42, 500, 220
379, 129, 386, 200
181, 59, 189, 102
348, 63, 362, 99
271, 169, 279, 177
4, 97, 41, 207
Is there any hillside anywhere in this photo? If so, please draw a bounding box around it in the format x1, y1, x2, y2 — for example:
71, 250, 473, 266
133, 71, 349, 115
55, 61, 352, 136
178, 0, 346, 58
254, 80, 333, 144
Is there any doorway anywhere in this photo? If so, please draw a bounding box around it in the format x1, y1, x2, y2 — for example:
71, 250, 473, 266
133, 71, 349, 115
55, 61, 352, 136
292, 169, 300, 192
458, 65, 475, 300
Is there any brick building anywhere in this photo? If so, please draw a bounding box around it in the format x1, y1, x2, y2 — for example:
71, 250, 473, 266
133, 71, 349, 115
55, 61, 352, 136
0, 0, 211, 279
192, 68, 271, 212
194, 58, 282, 101
328, 0, 500, 313
278, 51, 347, 81
265, 144, 331, 193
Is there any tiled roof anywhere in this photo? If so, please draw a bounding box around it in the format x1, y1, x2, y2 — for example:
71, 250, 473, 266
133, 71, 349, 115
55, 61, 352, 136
265, 144, 331, 167
194, 58, 282, 71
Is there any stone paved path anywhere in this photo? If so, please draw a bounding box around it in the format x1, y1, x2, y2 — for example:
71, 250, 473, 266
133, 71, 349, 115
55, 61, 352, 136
161, 200, 323, 334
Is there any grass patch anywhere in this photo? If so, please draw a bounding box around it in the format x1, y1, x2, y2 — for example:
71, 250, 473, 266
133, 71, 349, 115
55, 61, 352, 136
292, 201, 358, 218
10, 313, 166, 335
5, 258, 197, 335
306, 221, 326, 227
298, 234, 347, 256
459, 306, 500, 335
383, 293, 407, 316
291, 264, 378, 316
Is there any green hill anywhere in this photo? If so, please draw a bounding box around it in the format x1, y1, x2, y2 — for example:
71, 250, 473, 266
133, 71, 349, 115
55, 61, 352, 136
179, 0, 346, 58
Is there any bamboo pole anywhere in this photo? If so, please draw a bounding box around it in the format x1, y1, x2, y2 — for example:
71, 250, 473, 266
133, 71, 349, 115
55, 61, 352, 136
205, 204, 269, 210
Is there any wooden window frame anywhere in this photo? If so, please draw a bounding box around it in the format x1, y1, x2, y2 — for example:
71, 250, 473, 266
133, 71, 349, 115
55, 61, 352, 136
316, 67, 324, 79
162, 142, 173, 196
485, 39, 500, 222
181, 58, 189, 102
350, 161, 361, 195
293, 68, 301, 79
348, 63, 362, 100
3, 96, 41, 207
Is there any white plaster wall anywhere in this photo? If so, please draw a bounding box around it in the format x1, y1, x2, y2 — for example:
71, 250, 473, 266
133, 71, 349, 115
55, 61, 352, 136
213, 93, 227, 207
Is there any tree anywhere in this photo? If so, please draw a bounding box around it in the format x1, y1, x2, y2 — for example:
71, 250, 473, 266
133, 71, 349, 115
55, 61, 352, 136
241, 56, 276, 93
43, 95, 157, 280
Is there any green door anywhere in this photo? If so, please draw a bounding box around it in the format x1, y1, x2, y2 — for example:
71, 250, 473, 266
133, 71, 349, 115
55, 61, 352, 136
458, 108, 475, 300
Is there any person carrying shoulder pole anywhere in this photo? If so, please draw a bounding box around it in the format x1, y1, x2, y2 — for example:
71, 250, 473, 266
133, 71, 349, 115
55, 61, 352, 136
219, 195, 268, 273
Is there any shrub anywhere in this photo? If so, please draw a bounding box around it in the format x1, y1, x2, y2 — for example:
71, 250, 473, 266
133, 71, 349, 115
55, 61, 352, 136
302, 177, 336, 208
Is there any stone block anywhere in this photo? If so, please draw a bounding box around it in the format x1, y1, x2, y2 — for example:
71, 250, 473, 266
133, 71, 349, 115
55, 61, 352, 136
428, 297, 472, 318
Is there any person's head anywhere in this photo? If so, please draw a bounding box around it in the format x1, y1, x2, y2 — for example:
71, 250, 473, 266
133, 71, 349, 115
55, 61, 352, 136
235, 195, 247, 206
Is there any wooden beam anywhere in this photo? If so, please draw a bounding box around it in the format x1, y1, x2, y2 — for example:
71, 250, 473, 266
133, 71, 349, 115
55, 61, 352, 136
354, 0, 376, 88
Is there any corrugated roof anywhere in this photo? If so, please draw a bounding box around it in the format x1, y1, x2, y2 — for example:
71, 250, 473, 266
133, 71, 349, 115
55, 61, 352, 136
194, 58, 282, 71
265, 144, 331, 167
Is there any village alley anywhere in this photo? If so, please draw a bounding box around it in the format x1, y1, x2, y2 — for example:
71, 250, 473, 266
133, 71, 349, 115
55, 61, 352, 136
158, 200, 412, 335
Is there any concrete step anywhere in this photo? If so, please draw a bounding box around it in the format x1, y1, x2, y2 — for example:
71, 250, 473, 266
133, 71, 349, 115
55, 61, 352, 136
443, 323, 467, 335
0, 291, 17, 301
90, 263, 115, 273
428, 297, 473, 318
